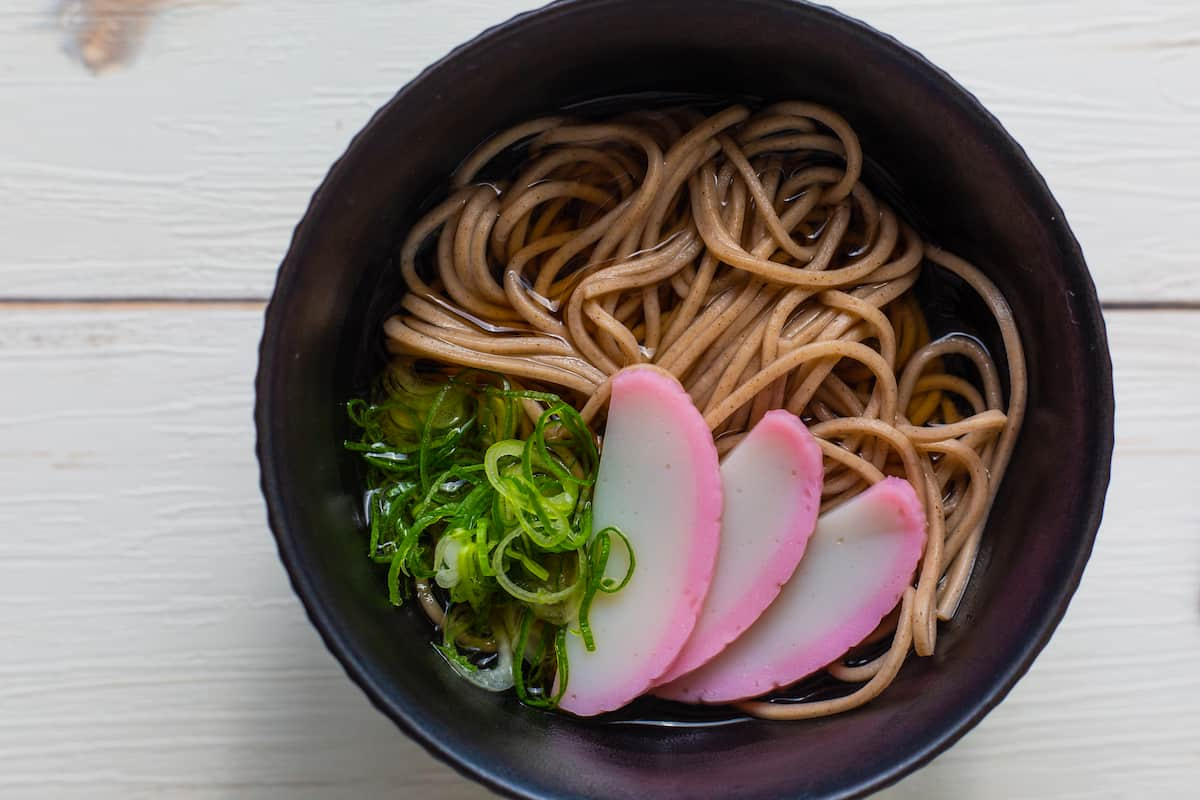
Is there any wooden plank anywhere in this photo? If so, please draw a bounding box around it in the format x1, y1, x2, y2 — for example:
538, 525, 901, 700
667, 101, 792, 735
1, 0, 1198, 301
0, 305, 1195, 798
0, 304, 481, 799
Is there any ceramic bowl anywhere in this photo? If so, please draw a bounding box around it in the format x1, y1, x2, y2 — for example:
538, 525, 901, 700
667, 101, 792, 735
256, 1, 1114, 796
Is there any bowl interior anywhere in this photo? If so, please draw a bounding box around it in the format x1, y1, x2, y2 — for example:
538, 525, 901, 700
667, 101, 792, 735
256, 1, 1113, 797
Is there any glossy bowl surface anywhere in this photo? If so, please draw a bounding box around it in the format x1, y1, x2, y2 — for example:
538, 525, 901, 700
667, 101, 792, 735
255, 1, 1114, 797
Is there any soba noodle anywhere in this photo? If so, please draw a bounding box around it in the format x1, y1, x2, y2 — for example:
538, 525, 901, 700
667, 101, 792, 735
380, 102, 1026, 719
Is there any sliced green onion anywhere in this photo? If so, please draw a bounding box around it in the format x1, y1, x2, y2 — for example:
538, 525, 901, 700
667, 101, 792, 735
492, 530, 582, 605
577, 526, 637, 651
345, 362, 632, 708
597, 527, 636, 593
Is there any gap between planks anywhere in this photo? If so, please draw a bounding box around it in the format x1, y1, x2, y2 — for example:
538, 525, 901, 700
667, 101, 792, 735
0, 298, 266, 311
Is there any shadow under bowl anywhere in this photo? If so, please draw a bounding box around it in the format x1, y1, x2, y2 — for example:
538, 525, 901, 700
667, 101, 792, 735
255, 1, 1114, 797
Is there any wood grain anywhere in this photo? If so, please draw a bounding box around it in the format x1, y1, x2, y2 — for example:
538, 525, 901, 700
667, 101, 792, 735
1, 0, 1197, 301
0, 307, 1195, 799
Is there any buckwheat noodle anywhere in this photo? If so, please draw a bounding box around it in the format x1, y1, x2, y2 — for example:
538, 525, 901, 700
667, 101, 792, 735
382, 102, 1026, 719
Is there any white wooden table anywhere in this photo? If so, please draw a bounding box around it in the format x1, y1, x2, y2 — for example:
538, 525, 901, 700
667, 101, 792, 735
3, 1, 1198, 797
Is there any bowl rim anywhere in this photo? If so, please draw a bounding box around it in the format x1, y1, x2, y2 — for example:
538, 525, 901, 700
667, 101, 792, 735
255, 1, 1115, 797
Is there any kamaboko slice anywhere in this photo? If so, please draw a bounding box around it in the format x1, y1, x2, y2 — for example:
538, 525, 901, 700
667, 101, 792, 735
657, 477, 925, 704
655, 410, 822, 687
557, 366, 722, 717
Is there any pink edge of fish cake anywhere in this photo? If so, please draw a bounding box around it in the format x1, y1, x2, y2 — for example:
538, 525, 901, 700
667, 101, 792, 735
653, 410, 822, 687
656, 476, 926, 704
555, 365, 722, 717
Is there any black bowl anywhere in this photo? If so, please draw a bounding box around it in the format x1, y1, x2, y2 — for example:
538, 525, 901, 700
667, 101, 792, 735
255, 1, 1114, 797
